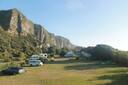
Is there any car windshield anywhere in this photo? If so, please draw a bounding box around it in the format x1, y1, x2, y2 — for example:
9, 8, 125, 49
30, 61, 37, 63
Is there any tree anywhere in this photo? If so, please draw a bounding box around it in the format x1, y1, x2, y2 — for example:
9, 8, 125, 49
47, 46, 56, 57
55, 48, 61, 55
60, 48, 68, 57
1, 50, 12, 62
90, 45, 114, 61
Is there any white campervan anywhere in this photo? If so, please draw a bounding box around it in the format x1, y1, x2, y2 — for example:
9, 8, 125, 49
39, 53, 48, 60
28, 55, 43, 66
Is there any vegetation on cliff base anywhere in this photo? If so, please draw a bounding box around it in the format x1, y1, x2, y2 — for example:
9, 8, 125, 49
0, 28, 41, 62
81, 45, 128, 66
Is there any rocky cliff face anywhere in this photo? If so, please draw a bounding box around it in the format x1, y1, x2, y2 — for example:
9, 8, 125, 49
0, 8, 75, 49
0, 8, 34, 36
55, 36, 74, 49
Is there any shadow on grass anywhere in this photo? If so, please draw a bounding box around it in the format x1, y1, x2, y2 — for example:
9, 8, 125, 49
63, 59, 128, 85
64, 62, 118, 70
97, 70, 128, 85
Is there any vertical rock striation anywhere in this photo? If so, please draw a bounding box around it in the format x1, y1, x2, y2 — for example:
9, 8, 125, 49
0, 8, 75, 49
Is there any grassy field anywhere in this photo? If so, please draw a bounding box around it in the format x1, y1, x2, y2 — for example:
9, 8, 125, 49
0, 58, 128, 85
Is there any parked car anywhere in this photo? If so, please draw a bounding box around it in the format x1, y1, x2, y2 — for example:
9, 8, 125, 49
1, 67, 25, 75
28, 60, 43, 66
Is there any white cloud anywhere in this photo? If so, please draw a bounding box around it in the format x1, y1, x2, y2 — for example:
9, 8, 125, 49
65, 0, 86, 11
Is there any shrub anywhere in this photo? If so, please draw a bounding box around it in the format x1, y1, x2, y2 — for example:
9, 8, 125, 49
75, 56, 80, 60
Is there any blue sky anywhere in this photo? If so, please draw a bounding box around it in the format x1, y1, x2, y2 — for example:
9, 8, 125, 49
0, 0, 128, 51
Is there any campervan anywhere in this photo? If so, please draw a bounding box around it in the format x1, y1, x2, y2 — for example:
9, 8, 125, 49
28, 55, 43, 66
39, 53, 48, 59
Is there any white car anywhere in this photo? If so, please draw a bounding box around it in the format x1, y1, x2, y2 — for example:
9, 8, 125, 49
28, 60, 43, 66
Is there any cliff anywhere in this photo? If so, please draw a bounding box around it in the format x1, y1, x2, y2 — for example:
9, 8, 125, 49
0, 8, 75, 49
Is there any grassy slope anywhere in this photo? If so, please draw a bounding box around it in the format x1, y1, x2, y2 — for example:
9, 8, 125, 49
0, 58, 128, 85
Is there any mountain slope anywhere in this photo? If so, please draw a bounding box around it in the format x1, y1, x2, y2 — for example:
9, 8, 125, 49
0, 8, 75, 49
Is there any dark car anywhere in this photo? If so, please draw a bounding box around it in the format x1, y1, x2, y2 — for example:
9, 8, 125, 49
1, 67, 25, 75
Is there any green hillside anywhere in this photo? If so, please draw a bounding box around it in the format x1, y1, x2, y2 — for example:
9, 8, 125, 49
0, 27, 41, 62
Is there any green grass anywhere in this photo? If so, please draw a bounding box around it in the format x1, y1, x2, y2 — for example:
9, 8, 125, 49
0, 58, 128, 85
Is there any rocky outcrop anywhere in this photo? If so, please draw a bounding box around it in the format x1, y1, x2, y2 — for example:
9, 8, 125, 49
55, 36, 75, 49
34, 24, 45, 42
0, 8, 75, 49
0, 8, 34, 36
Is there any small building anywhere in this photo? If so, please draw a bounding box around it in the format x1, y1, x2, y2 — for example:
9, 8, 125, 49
64, 51, 75, 57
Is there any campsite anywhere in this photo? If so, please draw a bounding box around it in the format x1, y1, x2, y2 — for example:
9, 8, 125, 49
0, 0, 128, 85
0, 57, 128, 85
